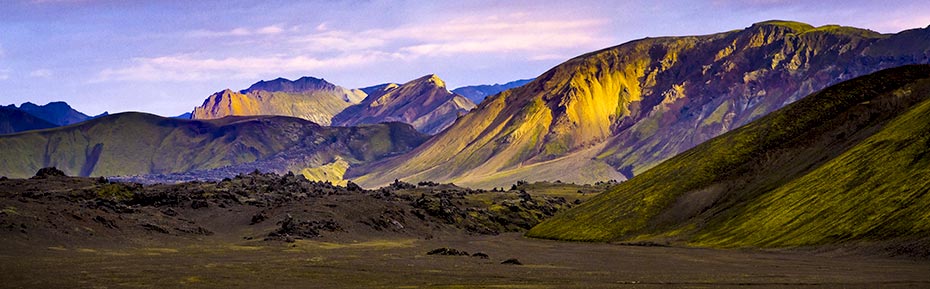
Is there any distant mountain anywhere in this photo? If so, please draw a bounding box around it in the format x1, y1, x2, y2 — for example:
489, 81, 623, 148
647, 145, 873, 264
332, 74, 476, 134
0, 113, 427, 183
191, 77, 367, 125
173, 112, 192, 119
359, 83, 400, 96
0, 105, 57, 135
349, 20, 930, 189
452, 78, 533, 103
528, 65, 930, 253
17, 101, 92, 126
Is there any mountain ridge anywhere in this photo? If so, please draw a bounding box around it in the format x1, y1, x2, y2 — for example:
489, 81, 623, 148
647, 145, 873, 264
332, 74, 476, 134
17, 101, 93, 126
0, 105, 58, 135
349, 20, 930, 189
191, 77, 366, 125
452, 78, 534, 104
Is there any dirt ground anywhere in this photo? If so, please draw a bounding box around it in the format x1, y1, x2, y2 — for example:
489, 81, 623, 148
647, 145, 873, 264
1, 174, 928, 288
2, 233, 929, 289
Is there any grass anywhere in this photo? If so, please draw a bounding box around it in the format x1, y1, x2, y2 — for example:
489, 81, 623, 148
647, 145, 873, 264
694, 92, 930, 247
527, 65, 930, 244
96, 183, 134, 201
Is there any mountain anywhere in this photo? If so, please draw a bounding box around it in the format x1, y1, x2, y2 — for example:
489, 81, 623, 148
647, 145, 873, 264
360, 83, 400, 96
332, 74, 477, 135
452, 78, 534, 103
0, 105, 58, 135
191, 77, 367, 125
349, 20, 930, 189
527, 65, 930, 252
17, 101, 92, 126
0, 112, 427, 182
173, 112, 192, 119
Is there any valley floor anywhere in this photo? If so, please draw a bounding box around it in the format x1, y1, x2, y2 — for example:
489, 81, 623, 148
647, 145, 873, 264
2, 233, 929, 288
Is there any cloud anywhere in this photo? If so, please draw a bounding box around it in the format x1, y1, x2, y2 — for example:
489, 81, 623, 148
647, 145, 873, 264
186, 25, 286, 38
97, 13, 613, 83
29, 69, 53, 78
872, 15, 930, 32
30, 0, 92, 3
95, 52, 395, 82
290, 15, 611, 58
0, 68, 10, 80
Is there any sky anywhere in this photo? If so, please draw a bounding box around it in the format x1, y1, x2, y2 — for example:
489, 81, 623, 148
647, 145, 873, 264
1, 0, 928, 116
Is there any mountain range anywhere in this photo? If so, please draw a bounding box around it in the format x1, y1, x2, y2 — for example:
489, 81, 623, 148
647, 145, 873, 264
17, 101, 100, 126
191, 74, 475, 134
3, 20, 930, 194
349, 20, 930, 189
0, 105, 58, 135
528, 64, 930, 251
0, 102, 104, 134
452, 78, 534, 104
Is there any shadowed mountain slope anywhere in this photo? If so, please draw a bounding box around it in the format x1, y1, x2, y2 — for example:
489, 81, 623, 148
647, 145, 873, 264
0, 105, 58, 135
527, 65, 930, 252
349, 21, 930, 189
17, 101, 93, 126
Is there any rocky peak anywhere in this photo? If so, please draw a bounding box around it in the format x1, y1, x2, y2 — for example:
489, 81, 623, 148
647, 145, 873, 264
16, 101, 92, 126
360, 83, 400, 98
241, 76, 337, 93
410, 74, 447, 89
332, 74, 475, 134
750, 20, 815, 34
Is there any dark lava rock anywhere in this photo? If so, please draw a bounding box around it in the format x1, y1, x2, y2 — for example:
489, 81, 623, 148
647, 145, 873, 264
471, 252, 490, 259
346, 181, 363, 192
619, 241, 669, 247
426, 247, 470, 256
176, 226, 213, 236
250, 212, 268, 225
191, 200, 209, 209
390, 179, 416, 190
141, 223, 171, 234
32, 167, 66, 179
93, 215, 118, 229
266, 214, 341, 241
161, 208, 178, 216
500, 258, 522, 265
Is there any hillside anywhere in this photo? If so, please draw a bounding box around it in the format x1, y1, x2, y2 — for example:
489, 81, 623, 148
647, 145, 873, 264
527, 65, 930, 251
191, 77, 366, 125
452, 78, 534, 104
350, 21, 930, 189
0, 106, 58, 135
0, 113, 427, 181
332, 74, 476, 135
